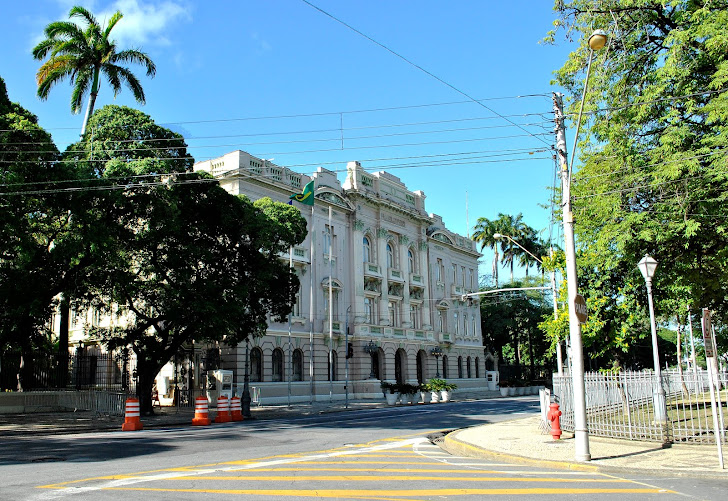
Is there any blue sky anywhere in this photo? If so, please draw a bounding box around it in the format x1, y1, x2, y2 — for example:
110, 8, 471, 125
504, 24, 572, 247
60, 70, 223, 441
0, 0, 580, 283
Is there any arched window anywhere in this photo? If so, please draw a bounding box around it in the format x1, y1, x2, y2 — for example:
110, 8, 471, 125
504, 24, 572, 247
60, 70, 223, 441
272, 348, 284, 382
327, 350, 338, 381
464, 313, 469, 336
386, 242, 394, 268
454, 312, 459, 336
408, 248, 416, 273
394, 348, 407, 384
457, 356, 463, 378
363, 236, 371, 263
466, 356, 472, 378
250, 347, 262, 382
293, 349, 303, 381
475, 357, 480, 378
442, 355, 449, 379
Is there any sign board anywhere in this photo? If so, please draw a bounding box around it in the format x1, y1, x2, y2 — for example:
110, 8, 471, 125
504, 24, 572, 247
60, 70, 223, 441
574, 294, 588, 324
703, 309, 715, 358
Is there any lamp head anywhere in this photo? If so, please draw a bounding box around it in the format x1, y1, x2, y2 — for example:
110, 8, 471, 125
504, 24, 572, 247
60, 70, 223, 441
493, 233, 503, 240
638, 254, 658, 281
588, 29, 608, 51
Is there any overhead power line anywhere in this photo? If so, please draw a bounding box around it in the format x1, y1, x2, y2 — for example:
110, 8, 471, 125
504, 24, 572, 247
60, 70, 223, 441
300, 0, 553, 148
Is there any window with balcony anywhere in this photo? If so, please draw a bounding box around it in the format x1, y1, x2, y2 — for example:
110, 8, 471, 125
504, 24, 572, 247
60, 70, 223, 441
364, 297, 374, 324
461, 266, 466, 287
386, 242, 395, 269
452, 263, 457, 283
435, 258, 443, 282
408, 248, 416, 273
454, 311, 459, 336
463, 313, 469, 336
363, 236, 372, 263
388, 301, 400, 327
410, 304, 420, 329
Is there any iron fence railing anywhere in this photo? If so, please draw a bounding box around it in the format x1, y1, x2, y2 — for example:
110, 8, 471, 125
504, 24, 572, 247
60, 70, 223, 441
553, 369, 727, 444
1, 351, 137, 393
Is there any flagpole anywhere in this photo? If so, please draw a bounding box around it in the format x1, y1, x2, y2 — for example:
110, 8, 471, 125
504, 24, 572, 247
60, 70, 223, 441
287, 245, 293, 408
309, 204, 315, 405
328, 206, 334, 403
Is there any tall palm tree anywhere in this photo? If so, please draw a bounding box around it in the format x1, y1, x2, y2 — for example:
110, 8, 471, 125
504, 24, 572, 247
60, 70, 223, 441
33, 6, 156, 136
497, 213, 525, 283
472, 217, 502, 288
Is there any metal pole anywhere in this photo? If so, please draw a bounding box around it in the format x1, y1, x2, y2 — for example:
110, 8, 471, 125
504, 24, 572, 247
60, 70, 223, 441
345, 306, 350, 409
328, 206, 334, 403
645, 278, 667, 430
287, 246, 293, 408
242, 338, 251, 418
554, 92, 591, 461
309, 204, 315, 405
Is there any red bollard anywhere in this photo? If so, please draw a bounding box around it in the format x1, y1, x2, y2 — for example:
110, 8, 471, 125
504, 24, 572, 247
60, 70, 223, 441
121, 398, 143, 431
547, 402, 562, 440
192, 396, 211, 426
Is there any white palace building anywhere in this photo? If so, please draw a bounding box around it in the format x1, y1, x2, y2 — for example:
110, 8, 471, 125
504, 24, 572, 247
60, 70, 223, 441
188, 151, 496, 403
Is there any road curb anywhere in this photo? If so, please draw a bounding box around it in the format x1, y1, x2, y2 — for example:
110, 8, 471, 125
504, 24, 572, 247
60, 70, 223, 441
442, 428, 728, 480
441, 430, 599, 472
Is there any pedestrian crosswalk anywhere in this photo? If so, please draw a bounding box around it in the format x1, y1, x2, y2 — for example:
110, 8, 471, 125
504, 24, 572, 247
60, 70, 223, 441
38, 435, 680, 499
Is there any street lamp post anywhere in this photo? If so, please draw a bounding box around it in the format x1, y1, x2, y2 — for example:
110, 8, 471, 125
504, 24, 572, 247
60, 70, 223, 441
363, 340, 378, 379
553, 29, 608, 463
242, 337, 251, 419
430, 346, 443, 378
493, 233, 563, 375
638, 254, 668, 431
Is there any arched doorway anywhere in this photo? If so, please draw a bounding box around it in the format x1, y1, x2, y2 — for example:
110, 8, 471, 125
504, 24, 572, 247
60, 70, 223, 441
394, 348, 407, 384
416, 350, 427, 384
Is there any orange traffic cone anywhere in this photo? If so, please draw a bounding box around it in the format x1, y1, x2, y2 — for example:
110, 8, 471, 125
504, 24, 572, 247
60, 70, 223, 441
230, 396, 243, 422
191, 395, 211, 426
121, 398, 143, 431
214, 395, 231, 423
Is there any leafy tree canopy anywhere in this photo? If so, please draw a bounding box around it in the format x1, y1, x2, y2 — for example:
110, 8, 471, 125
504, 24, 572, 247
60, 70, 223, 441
545, 0, 728, 364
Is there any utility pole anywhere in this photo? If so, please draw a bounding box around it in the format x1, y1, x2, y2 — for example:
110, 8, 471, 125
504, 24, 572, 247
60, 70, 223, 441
553, 92, 591, 461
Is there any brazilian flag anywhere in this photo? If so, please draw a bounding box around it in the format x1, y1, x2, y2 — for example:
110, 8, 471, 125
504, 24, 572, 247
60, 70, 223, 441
289, 179, 315, 206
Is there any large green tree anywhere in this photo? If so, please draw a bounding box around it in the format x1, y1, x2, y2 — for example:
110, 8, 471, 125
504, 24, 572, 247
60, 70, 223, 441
32, 5, 156, 136
65, 106, 307, 414
544, 0, 728, 365
0, 76, 86, 389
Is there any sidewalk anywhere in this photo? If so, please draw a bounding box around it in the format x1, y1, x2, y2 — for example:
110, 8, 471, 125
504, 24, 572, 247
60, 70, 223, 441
442, 415, 727, 479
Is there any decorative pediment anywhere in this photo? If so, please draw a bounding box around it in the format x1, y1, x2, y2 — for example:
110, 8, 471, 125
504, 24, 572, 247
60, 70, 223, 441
430, 232, 454, 245
315, 190, 351, 209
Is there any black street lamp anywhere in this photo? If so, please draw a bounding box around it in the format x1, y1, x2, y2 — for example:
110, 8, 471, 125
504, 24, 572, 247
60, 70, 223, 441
242, 337, 251, 418
430, 346, 443, 378
363, 340, 378, 379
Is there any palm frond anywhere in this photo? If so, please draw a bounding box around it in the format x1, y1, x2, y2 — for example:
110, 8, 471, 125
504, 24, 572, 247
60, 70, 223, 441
112, 66, 146, 104
69, 6, 98, 29
70, 69, 93, 114
111, 50, 157, 77
36, 56, 76, 97
104, 11, 124, 39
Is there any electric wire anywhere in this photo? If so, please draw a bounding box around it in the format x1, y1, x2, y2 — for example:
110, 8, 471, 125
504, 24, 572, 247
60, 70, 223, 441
300, 0, 553, 148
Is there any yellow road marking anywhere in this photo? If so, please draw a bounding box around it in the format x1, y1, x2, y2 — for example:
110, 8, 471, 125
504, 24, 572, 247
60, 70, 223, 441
164, 475, 629, 483
101, 486, 676, 496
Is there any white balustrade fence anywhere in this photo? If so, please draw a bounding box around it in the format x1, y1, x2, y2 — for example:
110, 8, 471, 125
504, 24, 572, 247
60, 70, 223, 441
553, 369, 727, 444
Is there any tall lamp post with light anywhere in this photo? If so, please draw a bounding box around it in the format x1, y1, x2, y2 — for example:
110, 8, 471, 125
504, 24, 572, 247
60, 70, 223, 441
493, 233, 563, 375
553, 28, 609, 462
430, 346, 443, 378
638, 254, 668, 431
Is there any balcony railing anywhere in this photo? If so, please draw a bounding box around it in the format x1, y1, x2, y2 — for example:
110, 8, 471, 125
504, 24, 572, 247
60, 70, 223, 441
387, 268, 404, 282
364, 263, 382, 278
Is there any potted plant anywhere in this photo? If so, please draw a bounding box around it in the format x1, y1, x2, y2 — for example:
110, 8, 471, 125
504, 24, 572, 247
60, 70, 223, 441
417, 384, 428, 404
499, 380, 510, 397
397, 383, 418, 405
380, 381, 400, 405
420, 381, 439, 403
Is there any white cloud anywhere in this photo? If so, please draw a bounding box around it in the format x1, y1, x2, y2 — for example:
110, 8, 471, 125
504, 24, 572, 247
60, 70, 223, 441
96, 0, 192, 47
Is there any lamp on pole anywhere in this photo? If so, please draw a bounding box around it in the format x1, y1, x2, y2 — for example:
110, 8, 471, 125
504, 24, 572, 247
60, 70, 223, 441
638, 254, 668, 429
363, 340, 378, 379
553, 28, 608, 462
430, 346, 443, 378
493, 233, 563, 375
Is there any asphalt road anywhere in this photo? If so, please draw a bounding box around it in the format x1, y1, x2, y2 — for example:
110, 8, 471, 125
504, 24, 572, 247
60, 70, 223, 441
1, 397, 726, 500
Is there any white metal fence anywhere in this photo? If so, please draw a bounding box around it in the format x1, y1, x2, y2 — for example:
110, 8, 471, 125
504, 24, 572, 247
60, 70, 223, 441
13, 390, 128, 416
553, 369, 727, 444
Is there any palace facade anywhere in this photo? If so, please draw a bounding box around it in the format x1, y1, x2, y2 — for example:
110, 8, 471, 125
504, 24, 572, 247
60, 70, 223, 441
190, 151, 495, 403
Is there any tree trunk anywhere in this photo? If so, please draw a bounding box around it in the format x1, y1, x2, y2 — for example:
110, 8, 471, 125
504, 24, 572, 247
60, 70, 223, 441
136, 362, 158, 416
676, 314, 688, 394
80, 67, 100, 137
